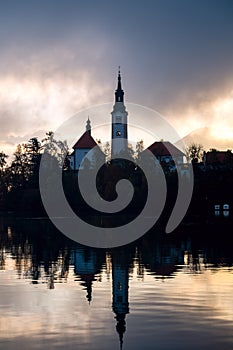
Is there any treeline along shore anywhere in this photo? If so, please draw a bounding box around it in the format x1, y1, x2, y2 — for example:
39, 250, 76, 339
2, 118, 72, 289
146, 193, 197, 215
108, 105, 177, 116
0, 135, 233, 230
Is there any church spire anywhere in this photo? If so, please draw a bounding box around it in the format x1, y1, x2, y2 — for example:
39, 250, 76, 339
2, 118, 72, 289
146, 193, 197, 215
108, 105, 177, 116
116, 314, 126, 350
86, 116, 91, 135
115, 66, 124, 103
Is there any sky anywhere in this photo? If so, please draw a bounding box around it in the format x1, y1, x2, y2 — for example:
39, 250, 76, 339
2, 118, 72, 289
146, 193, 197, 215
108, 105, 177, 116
0, 0, 233, 155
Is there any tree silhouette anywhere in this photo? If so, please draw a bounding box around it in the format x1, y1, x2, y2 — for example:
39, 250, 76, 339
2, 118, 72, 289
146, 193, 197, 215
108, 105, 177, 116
185, 143, 204, 163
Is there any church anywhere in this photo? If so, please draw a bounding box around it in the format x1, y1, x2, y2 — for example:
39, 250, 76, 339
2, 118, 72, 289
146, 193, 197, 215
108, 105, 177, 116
69, 117, 103, 170
70, 69, 185, 171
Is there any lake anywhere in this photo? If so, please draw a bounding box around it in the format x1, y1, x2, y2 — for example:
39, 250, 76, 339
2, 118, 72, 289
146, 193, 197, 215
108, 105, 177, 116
0, 217, 233, 350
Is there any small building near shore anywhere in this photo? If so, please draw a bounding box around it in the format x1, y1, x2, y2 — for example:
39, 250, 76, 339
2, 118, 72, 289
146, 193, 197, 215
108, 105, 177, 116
204, 149, 233, 169
70, 118, 105, 170
148, 141, 185, 165
145, 141, 189, 175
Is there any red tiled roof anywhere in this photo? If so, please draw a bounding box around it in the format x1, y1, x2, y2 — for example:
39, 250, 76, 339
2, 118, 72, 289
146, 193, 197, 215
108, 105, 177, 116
206, 151, 233, 164
147, 141, 184, 157
73, 131, 98, 149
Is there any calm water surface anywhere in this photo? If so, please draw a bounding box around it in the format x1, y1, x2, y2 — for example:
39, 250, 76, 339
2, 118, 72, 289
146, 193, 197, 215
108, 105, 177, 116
0, 217, 233, 350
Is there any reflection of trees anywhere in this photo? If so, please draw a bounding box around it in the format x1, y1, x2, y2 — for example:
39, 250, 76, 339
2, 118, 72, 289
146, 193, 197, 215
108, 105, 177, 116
0, 247, 5, 270
1, 218, 233, 287
183, 250, 208, 273
0, 219, 107, 294
0, 219, 72, 288
139, 234, 184, 279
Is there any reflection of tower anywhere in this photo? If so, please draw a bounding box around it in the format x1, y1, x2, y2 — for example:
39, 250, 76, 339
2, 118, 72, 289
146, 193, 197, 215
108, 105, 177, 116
112, 252, 130, 349
111, 68, 128, 158
73, 247, 98, 303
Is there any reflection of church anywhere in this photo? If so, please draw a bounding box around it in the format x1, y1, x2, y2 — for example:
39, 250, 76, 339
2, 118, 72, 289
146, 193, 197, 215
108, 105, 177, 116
72, 245, 131, 349
72, 246, 104, 303
111, 251, 131, 349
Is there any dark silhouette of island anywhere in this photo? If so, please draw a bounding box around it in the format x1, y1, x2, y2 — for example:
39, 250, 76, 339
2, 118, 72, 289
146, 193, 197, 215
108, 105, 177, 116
0, 135, 233, 231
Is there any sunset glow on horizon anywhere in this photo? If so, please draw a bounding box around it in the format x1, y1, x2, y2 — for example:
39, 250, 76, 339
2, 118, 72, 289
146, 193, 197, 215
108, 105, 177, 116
1, 76, 233, 156
0, 1, 233, 155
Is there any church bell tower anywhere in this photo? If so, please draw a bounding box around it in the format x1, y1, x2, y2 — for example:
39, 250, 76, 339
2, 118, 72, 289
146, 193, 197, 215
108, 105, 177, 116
111, 68, 128, 158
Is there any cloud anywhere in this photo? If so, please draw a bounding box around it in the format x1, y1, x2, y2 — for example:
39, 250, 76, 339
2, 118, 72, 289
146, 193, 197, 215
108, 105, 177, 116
0, 45, 112, 140
0, 0, 233, 154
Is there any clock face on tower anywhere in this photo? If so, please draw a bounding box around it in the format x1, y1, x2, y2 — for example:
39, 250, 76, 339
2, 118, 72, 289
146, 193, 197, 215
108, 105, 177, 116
113, 123, 125, 139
